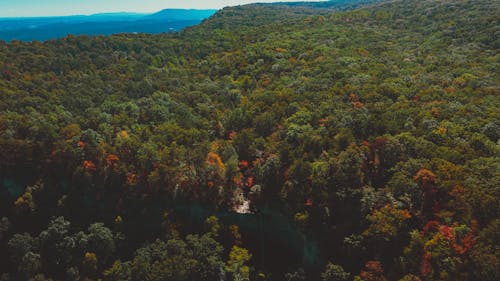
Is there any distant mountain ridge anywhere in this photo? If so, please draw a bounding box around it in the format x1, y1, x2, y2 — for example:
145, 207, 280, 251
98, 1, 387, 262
147, 9, 218, 21
0, 1, 387, 42
0, 8, 216, 42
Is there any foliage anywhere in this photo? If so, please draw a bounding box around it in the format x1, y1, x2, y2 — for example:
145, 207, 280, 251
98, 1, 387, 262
0, 0, 498, 280
321, 262, 350, 281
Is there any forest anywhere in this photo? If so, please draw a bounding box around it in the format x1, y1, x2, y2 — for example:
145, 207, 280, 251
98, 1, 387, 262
0, 0, 498, 280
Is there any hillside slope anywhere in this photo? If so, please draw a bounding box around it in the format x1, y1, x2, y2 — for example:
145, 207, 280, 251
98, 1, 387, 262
0, 0, 498, 280
199, 0, 386, 30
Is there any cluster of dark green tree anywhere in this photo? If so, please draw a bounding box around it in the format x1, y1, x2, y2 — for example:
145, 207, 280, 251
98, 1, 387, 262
0, 0, 498, 280
3, 215, 253, 281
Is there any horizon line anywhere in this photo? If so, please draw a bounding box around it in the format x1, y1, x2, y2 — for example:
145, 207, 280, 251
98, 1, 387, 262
0, 8, 220, 20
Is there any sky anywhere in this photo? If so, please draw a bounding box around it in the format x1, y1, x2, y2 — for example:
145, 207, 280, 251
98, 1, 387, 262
0, 0, 325, 18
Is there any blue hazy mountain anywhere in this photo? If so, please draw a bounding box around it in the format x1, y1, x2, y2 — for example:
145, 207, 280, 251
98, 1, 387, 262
0, 9, 217, 42
146, 9, 220, 21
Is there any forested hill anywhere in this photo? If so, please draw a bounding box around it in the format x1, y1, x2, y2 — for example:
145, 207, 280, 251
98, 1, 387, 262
198, 0, 387, 29
0, 0, 499, 281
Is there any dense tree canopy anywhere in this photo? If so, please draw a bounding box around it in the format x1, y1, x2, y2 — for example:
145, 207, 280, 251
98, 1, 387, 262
0, 0, 498, 280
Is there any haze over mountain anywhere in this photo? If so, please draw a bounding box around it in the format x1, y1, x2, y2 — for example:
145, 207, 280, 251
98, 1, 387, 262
0, 1, 382, 42
0, 9, 217, 42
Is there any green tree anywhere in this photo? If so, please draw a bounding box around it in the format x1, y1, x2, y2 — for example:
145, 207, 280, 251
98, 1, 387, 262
226, 246, 252, 281
7, 233, 36, 264
321, 262, 350, 281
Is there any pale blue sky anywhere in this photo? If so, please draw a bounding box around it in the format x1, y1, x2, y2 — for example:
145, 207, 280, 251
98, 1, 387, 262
0, 0, 324, 18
